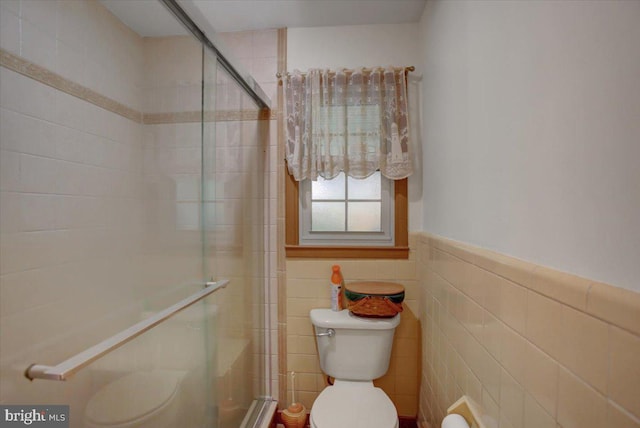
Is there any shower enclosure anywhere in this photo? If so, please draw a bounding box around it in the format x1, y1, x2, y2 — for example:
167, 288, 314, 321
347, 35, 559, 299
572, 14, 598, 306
0, 0, 272, 426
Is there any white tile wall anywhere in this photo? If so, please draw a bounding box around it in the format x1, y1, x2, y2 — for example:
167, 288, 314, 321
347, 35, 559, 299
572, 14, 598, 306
1, 0, 278, 412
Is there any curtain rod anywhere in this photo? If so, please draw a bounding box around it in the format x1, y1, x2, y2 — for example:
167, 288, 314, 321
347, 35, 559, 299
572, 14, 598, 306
276, 66, 415, 82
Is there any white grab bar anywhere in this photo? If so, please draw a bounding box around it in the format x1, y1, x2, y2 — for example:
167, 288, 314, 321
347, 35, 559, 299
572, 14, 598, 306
25, 280, 229, 381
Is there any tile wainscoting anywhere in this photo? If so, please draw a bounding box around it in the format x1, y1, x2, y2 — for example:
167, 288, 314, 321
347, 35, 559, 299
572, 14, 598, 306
417, 233, 640, 428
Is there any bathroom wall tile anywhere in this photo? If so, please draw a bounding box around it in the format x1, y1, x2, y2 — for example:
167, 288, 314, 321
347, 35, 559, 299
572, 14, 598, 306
252, 29, 278, 59
525, 290, 562, 359
587, 281, 640, 337
286, 316, 313, 337
473, 340, 501, 404
475, 266, 501, 316
297, 335, 316, 355
498, 278, 527, 335
0, 7, 20, 54
499, 326, 528, 385
21, 18, 57, 72
394, 260, 417, 280
557, 367, 607, 428
0, 149, 21, 191
56, 0, 89, 51
286, 260, 332, 279
22, 0, 59, 37
521, 340, 558, 418
499, 414, 515, 428
291, 278, 327, 299
0, 68, 57, 122
376, 372, 396, 394
530, 266, 590, 311
557, 305, 609, 394
434, 250, 476, 298
295, 372, 318, 392
500, 369, 525, 428
1, 108, 58, 159
297, 391, 319, 411
419, 235, 640, 428
287, 297, 316, 318
523, 393, 555, 428
465, 369, 483, 406
432, 236, 476, 265
481, 386, 500, 428
465, 299, 484, 341
607, 402, 640, 428
609, 326, 640, 419
396, 393, 418, 416
251, 57, 278, 84
394, 355, 419, 379
20, 154, 58, 194
0, 0, 19, 16
482, 311, 503, 361
471, 247, 536, 290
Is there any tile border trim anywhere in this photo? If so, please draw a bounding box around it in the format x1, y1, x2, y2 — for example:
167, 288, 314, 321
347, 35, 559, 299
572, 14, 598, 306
1, 48, 275, 125
0, 48, 143, 123
418, 232, 640, 336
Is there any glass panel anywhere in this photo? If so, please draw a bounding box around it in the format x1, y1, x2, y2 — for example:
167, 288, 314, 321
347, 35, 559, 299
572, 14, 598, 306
312, 202, 346, 231
312, 172, 345, 200
204, 49, 267, 426
348, 172, 381, 200
348, 202, 382, 231
0, 1, 269, 427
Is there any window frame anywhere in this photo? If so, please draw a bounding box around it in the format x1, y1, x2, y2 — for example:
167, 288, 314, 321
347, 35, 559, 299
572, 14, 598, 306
285, 172, 409, 259
299, 172, 394, 246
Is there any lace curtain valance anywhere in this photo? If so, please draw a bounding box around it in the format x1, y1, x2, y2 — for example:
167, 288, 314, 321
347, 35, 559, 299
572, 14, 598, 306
282, 67, 413, 181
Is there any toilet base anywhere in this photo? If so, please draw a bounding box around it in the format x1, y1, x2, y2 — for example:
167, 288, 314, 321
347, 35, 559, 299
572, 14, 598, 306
310, 380, 398, 428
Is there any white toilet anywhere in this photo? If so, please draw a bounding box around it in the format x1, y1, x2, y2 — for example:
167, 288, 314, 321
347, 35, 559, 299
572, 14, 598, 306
309, 308, 401, 428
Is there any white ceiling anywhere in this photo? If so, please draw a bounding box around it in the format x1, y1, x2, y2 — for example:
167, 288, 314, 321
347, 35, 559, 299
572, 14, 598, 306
100, 0, 427, 37
100, 0, 188, 37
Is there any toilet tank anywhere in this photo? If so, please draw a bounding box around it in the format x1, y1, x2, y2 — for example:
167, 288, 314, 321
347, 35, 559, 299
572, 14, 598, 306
310, 309, 400, 381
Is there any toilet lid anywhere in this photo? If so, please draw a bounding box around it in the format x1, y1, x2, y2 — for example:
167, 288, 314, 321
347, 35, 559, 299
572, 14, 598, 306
311, 382, 397, 428
85, 371, 183, 425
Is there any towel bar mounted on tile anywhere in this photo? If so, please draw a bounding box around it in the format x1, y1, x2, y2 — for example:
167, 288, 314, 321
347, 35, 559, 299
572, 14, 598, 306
24, 279, 230, 381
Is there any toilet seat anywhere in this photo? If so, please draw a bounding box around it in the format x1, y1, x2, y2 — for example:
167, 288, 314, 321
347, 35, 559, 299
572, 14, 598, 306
310, 380, 398, 428
85, 370, 184, 428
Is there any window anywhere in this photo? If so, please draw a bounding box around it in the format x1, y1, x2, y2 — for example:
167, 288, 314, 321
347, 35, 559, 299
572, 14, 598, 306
282, 67, 410, 258
285, 173, 408, 259
299, 172, 394, 246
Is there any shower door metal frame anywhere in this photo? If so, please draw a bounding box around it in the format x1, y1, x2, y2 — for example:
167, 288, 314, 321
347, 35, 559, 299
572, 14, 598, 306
160, 0, 271, 110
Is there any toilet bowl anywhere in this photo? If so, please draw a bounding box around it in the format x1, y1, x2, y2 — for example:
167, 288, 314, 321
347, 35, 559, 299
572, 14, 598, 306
309, 309, 401, 428
310, 380, 398, 428
84, 370, 185, 428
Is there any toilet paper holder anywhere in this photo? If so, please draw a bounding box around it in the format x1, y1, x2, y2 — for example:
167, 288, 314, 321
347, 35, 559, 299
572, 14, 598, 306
444, 395, 486, 428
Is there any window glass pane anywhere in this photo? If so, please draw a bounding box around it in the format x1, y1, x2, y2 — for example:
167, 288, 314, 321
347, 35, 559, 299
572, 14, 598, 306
311, 173, 345, 200
347, 172, 381, 200
312, 202, 345, 231
347, 202, 381, 232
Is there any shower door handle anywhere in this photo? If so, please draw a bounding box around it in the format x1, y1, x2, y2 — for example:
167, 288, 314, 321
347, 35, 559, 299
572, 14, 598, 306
316, 328, 335, 338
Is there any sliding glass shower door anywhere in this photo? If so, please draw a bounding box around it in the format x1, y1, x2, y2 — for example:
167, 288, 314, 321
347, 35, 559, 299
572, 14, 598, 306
202, 46, 270, 427
0, 0, 270, 426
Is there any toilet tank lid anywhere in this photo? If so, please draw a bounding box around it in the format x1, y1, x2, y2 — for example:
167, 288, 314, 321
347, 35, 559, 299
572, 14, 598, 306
310, 309, 400, 330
